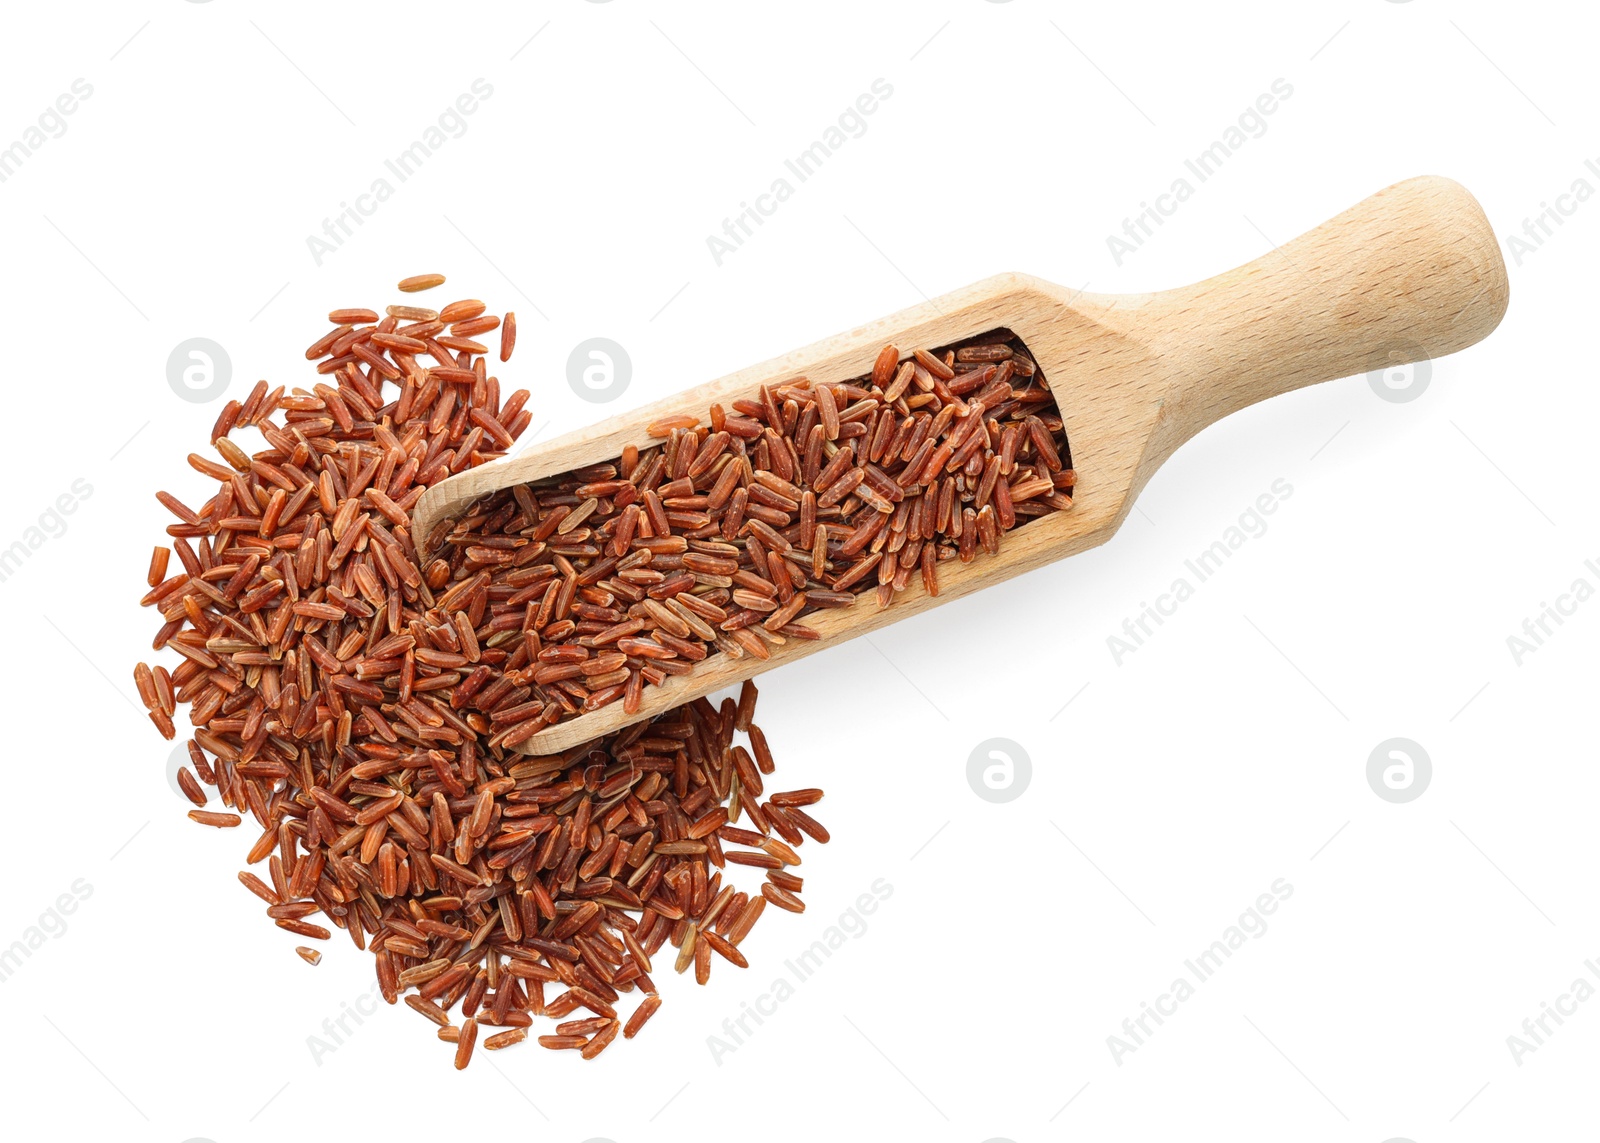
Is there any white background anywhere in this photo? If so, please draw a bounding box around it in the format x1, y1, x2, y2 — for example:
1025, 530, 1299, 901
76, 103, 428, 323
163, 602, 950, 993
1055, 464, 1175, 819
0, 1, 1593, 1140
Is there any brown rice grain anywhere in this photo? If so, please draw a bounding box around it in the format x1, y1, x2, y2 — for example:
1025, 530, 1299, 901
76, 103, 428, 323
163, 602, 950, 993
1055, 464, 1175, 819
761, 883, 805, 913
700, 928, 748, 969
406, 995, 453, 1026
767, 869, 803, 893
176, 767, 207, 807
694, 934, 712, 985
483, 1027, 527, 1050
454, 1018, 478, 1069
188, 810, 241, 828
725, 895, 766, 945
623, 994, 662, 1038
500, 311, 516, 362
237, 871, 278, 905
398, 273, 447, 293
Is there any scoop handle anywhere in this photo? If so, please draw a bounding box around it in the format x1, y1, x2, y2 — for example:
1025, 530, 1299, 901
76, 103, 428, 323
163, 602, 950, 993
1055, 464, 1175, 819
1134, 175, 1508, 461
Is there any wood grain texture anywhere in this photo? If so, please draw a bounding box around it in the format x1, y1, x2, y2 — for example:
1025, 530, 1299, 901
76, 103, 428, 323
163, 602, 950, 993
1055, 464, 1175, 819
412, 175, 1508, 754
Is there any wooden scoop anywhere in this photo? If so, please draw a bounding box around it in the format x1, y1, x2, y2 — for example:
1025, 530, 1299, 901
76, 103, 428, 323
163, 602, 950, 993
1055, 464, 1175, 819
413, 175, 1508, 754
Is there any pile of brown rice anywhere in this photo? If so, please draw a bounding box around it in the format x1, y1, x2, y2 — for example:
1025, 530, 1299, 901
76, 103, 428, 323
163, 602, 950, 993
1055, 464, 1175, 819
135, 278, 827, 1066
